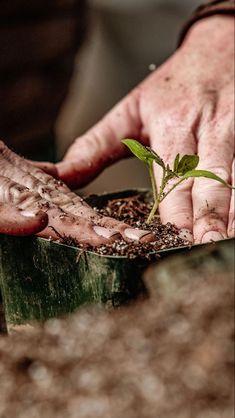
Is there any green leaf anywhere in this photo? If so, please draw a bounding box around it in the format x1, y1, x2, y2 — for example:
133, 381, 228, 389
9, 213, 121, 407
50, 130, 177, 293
182, 169, 234, 188
122, 139, 165, 168
146, 147, 165, 169
173, 153, 180, 172
122, 139, 155, 166
177, 155, 199, 175
164, 164, 176, 182
165, 171, 177, 182
165, 161, 176, 178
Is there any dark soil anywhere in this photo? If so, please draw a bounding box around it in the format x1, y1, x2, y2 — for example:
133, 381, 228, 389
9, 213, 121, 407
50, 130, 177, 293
66, 194, 191, 259
0, 271, 233, 418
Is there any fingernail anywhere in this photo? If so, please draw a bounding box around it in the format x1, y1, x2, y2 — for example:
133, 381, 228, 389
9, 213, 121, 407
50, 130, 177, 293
201, 231, 224, 244
93, 226, 120, 239
20, 210, 37, 218
124, 228, 151, 241
179, 229, 193, 243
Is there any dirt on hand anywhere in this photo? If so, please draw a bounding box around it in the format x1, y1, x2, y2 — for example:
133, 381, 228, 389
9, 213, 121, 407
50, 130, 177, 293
0, 270, 233, 418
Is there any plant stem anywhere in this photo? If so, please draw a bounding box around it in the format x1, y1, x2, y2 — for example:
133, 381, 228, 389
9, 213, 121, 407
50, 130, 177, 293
146, 177, 185, 223
160, 178, 185, 202
148, 163, 157, 202
146, 197, 160, 224
146, 168, 166, 224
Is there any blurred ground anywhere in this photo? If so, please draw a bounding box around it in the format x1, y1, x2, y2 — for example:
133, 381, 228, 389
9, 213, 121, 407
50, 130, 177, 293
0, 269, 233, 418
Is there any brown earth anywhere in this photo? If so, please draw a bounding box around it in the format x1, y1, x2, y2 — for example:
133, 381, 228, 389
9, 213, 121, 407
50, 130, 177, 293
62, 193, 190, 258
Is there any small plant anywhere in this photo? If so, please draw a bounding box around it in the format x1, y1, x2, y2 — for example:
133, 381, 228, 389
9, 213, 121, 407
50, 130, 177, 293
122, 139, 234, 224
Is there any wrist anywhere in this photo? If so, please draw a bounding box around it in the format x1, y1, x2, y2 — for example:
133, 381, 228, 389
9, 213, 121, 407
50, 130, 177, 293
181, 15, 234, 52
178, 0, 235, 47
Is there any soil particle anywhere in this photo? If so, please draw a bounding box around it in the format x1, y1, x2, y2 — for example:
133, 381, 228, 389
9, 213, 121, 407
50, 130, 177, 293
38, 201, 50, 210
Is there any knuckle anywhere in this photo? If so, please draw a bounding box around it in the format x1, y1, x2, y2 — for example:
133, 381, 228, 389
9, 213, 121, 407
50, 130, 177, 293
0, 141, 11, 158
0, 178, 26, 203
194, 165, 230, 186
206, 166, 230, 183
0, 140, 8, 155
0, 140, 5, 151
166, 178, 194, 191
0, 175, 40, 206
37, 185, 53, 198
155, 106, 186, 127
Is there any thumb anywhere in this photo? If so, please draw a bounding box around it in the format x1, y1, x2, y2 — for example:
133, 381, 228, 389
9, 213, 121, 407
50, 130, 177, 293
0, 203, 48, 236
56, 89, 145, 189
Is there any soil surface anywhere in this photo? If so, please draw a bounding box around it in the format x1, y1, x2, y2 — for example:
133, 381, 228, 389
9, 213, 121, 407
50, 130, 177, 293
0, 271, 233, 418
64, 194, 191, 258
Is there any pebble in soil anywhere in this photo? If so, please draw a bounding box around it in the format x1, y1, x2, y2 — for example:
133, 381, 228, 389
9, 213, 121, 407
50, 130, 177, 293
62, 194, 191, 259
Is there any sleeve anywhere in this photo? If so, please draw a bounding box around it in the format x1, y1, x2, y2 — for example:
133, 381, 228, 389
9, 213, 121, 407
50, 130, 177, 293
178, 0, 235, 46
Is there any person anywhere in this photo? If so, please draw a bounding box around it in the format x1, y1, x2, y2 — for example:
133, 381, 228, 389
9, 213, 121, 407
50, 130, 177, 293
0, 1, 234, 246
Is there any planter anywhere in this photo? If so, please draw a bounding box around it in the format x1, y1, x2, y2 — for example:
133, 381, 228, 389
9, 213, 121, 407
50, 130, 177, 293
0, 234, 149, 333
0, 189, 193, 331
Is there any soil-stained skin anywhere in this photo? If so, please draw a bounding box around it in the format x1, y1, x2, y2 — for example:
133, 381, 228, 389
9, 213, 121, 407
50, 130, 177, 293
0, 271, 233, 418
0, 141, 154, 246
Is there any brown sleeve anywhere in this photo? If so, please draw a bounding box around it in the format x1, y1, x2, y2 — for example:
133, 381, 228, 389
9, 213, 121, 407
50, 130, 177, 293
178, 0, 235, 46
0, 0, 87, 161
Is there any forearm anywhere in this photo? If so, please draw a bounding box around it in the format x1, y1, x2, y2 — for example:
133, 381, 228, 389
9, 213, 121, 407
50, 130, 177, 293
182, 14, 234, 50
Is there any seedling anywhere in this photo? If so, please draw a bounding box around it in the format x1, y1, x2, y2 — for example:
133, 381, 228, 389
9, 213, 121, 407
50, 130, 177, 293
122, 139, 234, 224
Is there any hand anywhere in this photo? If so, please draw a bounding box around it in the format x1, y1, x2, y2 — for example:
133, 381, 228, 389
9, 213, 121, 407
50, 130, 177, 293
57, 16, 234, 244
0, 141, 152, 244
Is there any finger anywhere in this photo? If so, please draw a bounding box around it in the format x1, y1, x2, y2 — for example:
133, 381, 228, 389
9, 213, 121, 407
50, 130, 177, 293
0, 155, 77, 207
56, 88, 147, 189
0, 174, 104, 244
0, 143, 113, 219
53, 195, 153, 243
192, 106, 234, 243
0, 203, 48, 236
2, 132, 150, 238
93, 215, 154, 243
37, 211, 116, 246
144, 107, 197, 240
38, 213, 153, 245
0, 141, 68, 193
0, 145, 154, 244
0, 174, 110, 245
0, 175, 153, 245
26, 159, 59, 179
0, 147, 83, 211
227, 159, 234, 238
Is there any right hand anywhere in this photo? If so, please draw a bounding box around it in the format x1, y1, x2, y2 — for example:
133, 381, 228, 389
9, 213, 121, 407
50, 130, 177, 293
0, 141, 153, 245
57, 16, 234, 244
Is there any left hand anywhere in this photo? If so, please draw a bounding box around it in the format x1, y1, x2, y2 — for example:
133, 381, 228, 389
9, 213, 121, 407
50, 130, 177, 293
0, 141, 153, 245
